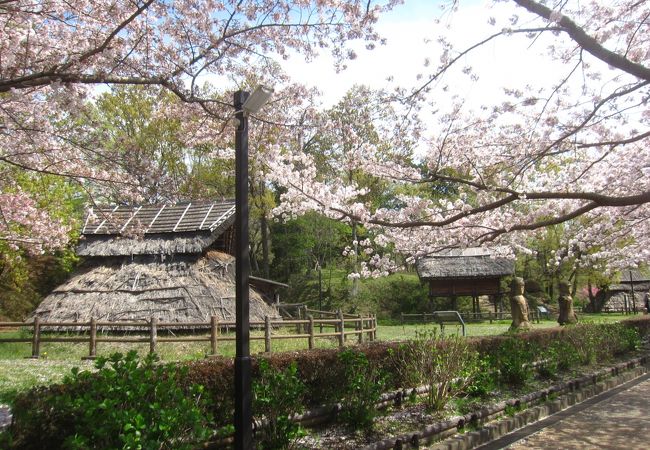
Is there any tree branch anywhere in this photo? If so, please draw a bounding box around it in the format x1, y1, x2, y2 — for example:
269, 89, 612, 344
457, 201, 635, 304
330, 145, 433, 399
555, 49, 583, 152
513, 0, 650, 81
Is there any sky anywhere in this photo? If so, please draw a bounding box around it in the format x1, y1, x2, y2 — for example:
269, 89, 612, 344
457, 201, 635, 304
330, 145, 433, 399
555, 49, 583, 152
282, 0, 565, 109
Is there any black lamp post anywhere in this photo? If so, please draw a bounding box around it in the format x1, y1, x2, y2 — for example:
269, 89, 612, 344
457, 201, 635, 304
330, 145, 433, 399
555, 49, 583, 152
233, 86, 273, 450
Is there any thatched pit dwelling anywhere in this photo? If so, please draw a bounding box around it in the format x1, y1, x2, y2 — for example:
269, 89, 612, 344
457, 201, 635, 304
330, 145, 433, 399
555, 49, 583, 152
32, 201, 280, 328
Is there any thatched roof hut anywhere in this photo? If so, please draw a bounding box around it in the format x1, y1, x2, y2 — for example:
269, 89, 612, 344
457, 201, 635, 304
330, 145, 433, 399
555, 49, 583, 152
589, 269, 650, 312
416, 248, 515, 312
33, 201, 279, 327
416, 248, 514, 293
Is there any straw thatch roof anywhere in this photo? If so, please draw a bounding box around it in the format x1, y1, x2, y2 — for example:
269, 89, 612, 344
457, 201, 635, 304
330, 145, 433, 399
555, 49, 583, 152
416, 248, 515, 280
617, 269, 650, 284
33, 251, 280, 326
78, 201, 235, 256
32, 201, 281, 328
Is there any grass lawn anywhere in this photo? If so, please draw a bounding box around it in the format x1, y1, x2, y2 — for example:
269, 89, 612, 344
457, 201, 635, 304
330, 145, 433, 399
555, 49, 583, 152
0, 313, 636, 403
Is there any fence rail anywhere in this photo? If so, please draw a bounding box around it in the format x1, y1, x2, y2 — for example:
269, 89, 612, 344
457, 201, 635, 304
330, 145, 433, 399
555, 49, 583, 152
0, 313, 377, 360
401, 310, 543, 324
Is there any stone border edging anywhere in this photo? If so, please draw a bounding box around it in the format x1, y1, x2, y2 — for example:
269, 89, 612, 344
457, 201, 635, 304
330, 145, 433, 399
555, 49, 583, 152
360, 355, 649, 450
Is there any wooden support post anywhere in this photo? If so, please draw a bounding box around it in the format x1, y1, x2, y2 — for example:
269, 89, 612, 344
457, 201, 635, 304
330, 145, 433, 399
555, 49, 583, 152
210, 315, 219, 356
265, 316, 272, 353
338, 310, 345, 347
30, 316, 41, 359
400, 312, 404, 325
308, 315, 315, 350
373, 314, 377, 341
149, 316, 158, 354
296, 307, 302, 334
357, 315, 363, 344
88, 317, 97, 359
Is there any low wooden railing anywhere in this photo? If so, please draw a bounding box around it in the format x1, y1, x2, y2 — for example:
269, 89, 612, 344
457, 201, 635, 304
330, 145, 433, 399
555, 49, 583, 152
401, 311, 543, 324
0, 314, 378, 360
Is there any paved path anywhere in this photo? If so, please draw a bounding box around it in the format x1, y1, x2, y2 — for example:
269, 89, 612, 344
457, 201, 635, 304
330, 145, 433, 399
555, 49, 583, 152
476, 372, 650, 450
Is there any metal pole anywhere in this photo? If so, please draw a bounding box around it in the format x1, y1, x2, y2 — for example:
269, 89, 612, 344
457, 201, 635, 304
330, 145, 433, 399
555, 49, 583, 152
234, 90, 252, 450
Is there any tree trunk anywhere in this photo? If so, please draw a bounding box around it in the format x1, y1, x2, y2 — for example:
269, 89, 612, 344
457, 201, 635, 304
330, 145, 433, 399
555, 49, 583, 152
260, 213, 270, 278
588, 278, 596, 311
350, 221, 359, 298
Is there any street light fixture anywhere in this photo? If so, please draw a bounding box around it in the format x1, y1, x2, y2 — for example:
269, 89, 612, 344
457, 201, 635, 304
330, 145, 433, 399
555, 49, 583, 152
242, 85, 274, 115
233, 85, 273, 450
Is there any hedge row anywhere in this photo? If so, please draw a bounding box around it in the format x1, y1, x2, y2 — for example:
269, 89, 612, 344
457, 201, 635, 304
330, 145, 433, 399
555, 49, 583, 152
8, 317, 650, 448
177, 317, 650, 425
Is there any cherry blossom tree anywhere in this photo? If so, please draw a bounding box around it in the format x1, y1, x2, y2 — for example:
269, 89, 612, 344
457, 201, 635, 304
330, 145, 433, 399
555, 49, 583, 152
0, 0, 399, 252
3, 0, 649, 278
271, 0, 650, 274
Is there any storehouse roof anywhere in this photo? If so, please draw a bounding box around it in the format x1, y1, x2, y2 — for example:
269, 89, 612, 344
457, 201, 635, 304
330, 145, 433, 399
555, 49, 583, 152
617, 269, 650, 284
416, 248, 515, 280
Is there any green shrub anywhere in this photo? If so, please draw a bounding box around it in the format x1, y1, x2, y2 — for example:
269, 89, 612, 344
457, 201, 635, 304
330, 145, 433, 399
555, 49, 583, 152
566, 323, 600, 365
253, 360, 305, 449
337, 349, 385, 431
537, 344, 560, 379
395, 330, 480, 411
465, 356, 496, 397
7, 351, 212, 450
491, 337, 537, 386
599, 323, 641, 356
548, 340, 580, 373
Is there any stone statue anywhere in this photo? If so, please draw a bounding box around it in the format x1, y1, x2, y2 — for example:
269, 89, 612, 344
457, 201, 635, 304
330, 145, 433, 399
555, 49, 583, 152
557, 281, 578, 325
509, 277, 531, 330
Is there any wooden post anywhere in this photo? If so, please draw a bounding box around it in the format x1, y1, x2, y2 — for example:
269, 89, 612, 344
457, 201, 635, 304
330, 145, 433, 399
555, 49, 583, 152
308, 315, 315, 350
88, 317, 97, 359
30, 316, 41, 359
400, 312, 404, 325
357, 315, 364, 344
210, 315, 219, 356
149, 316, 157, 354
296, 307, 302, 334
265, 316, 272, 353
338, 310, 345, 347
373, 314, 377, 341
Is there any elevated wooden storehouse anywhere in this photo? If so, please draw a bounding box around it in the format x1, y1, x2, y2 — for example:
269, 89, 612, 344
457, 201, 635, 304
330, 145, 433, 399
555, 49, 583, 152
32, 201, 280, 327
416, 248, 515, 313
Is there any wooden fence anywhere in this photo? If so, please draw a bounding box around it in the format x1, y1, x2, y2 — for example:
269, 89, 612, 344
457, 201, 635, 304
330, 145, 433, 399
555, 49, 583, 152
400, 311, 543, 324
0, 313, 377, 360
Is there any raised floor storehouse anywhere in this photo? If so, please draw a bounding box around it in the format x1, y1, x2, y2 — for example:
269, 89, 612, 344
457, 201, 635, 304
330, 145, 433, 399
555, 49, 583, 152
416, 248, 515, 312
32, 201, 279, 326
